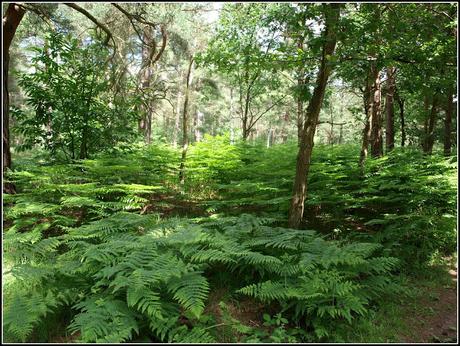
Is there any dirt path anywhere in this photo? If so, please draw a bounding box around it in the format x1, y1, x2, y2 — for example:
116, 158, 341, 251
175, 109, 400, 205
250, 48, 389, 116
400, 267, 457, 343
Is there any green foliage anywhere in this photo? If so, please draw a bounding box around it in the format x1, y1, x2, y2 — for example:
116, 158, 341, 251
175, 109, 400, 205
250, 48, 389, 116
3, 206, 401, 343
185, 138, 456, 267
15, 31, 137, 160
3, 139, 456, 343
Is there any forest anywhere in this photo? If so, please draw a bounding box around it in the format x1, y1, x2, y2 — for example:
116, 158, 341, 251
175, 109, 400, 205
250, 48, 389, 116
2, 2, 458, 344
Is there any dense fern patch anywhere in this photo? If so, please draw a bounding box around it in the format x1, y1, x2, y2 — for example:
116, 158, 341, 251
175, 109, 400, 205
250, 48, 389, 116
3, 140, 457, 342
4, 213, 402, 343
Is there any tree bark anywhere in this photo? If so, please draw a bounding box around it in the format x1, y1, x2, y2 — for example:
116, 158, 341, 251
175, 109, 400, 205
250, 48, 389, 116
423, 94, 439, 155
370, 64, 383, 157
359, 71, 373, 169
3, 3, 26, 194
444, 88, 453, 156
288, 4, 341, 229
385, 66, 396, 151
395, 91, 405, 147
179, 57, 194, 185
140, 25, 153, 143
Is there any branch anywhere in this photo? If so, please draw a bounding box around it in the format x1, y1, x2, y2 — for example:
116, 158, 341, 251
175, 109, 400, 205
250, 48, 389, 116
64, 3, 113, 45
111, 3, 157, 27
151, 26, 168, 67
247, 96, 286, 132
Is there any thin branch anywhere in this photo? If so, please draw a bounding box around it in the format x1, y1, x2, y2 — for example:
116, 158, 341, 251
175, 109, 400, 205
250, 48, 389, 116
63, 3, 113, 46
247, 96, 286, 132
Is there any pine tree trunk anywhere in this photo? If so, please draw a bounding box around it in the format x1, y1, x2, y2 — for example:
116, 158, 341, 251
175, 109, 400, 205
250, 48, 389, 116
288, 4, 341, 229
179, 57, 194, 185
385, 67, 396, 151
3, 3, 25, 194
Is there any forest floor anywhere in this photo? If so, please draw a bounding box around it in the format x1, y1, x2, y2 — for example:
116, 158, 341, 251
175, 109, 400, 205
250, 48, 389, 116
399, 264, 457, 343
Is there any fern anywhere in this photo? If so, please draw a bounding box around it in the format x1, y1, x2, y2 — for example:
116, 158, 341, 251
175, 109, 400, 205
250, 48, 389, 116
68, 297, 139, 343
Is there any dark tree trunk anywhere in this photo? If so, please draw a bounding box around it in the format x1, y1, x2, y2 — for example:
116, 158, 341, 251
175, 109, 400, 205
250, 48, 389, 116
444, 88, 453, 156
359, 72, 372, 169
3, 3, 26, 194
370, 64, 383, 157
395, 91, 405, 147
423, 94, 439, 155
288, 4, 341, 229
179, 57, 194, 185
385, 67, 396, 151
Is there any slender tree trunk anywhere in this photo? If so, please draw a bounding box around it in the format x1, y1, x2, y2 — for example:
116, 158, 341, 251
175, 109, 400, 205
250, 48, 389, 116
241, 62, 251, 141
423, 94, 439, 155
179, 57, 194, 185
395, 91, 405, 147
370, 64, 383, 157
359, 73, 372, 169
385, 66, 396, 151
443, 88, 453, 156
3, 3, 25, 194
140, 25, 153, 142
288, 4, 341, 229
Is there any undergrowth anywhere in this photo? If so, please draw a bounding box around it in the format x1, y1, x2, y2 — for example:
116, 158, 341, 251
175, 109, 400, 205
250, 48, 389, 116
3, 137, 457, 342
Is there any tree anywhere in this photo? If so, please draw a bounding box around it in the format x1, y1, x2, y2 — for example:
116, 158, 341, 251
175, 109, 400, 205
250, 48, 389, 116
199, 3, 283, 140
16, 33, 137, 160
3, 3, 26, 193
288, 3, 342, 228
179, 56, 194, 185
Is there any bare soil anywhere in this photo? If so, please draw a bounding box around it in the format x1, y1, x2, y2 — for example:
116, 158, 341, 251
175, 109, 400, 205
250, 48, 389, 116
400, 267, 457, 343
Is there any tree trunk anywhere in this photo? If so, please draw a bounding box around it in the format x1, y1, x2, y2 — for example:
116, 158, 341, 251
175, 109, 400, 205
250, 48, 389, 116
359, 72, 372, 169
423, 94, 439, 155
370, 64, 383, 157
444, 88, 453, 156
3, 3, 26, 194
288, 4, 341, 229
179, 57, 194, 185
385, 66, 396, 151
395, 91, 405, 147
140, 25, 153, 143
